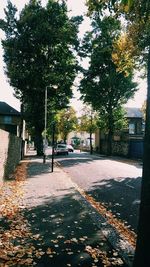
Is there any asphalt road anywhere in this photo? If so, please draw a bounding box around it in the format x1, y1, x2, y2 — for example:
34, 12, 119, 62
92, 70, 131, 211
54, 151, 142, 233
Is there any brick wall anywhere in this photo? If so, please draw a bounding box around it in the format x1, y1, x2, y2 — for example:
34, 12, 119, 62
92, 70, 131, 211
0, 129, 22, 182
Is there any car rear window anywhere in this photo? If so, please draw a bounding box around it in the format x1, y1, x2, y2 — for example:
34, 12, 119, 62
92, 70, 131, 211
57, 145, 66, 148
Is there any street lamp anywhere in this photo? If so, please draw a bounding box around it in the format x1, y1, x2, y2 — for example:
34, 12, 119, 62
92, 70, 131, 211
43, 85, 57, 172
43, 86, 48, 163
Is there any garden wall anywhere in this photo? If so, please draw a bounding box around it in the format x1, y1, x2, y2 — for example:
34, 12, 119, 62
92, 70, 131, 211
100, 140, 129, 157
0, 129, 22, 182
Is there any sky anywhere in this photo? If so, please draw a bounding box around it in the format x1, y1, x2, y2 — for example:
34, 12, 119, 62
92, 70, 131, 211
0, 0, 147, 113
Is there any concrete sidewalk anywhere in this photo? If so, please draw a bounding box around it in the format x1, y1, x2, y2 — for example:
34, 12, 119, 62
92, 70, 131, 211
0, 151, 131, 266
21, 151, 133, 267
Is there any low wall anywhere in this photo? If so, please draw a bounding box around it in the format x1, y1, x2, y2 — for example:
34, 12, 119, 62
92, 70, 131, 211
112, 141, 129, 157
0, 129, 22, 182
100, 140, 129, 157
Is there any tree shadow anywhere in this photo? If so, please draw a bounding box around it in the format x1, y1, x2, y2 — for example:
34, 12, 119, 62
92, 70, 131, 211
23, 154, 103, 178
86, 176, 142, 233
23, 154, 142, 233
55, 154, 107, 168
12, 156, 129, 266
55, 152, 142, 170
22, 192, 128, 267
27, 161, 51, 177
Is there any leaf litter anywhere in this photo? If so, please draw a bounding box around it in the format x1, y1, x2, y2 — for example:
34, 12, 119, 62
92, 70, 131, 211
0, 161, 54, 266
76, 187, 136, 247
0, 159, 131, 267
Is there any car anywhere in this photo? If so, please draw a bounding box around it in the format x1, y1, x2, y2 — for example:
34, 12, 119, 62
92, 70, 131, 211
54, 144, 68, 155
67, 144, 74, 152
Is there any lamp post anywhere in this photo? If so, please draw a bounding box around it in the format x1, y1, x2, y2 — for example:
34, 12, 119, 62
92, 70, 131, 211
43, 85, 57, 172
51, 121, 55, 172
43, 86, 48, 163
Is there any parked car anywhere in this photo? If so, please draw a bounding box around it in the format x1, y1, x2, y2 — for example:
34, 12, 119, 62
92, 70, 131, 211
54, 144, 68, 155
67, 144, 74, 152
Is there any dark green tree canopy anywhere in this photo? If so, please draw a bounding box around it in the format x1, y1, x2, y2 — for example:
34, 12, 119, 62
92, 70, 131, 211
0, 0, 82, 101
0, 0, 82, 154
85, 1, 150, 265
79, 15, 137, 117
79, 14, 137, 154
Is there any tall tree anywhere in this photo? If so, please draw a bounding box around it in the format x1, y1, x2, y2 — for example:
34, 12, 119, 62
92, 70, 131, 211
0, 0, 82, 155
119, 1, 150, 266
86, 1, 150, 266
79, 15, 137, 155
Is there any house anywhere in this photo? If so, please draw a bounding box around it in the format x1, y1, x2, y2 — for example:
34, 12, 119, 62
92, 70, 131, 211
67, 131, 95, 149
95, 107, 144, 158
0, 101, 21, 136
124, 107, 144, 158
125, 107, 144, 136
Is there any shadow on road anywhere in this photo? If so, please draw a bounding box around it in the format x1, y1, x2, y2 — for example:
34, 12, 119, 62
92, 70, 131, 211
56, 152, 142, 169
87, 176, 142, 233
23, 154, 142, 233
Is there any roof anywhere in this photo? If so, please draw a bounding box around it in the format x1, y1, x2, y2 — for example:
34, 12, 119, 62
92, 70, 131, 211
125, 107, 143, 118
0, 101, 20, 116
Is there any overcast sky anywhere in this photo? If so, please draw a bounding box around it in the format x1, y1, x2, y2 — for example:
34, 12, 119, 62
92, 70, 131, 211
0, 0, 147, 112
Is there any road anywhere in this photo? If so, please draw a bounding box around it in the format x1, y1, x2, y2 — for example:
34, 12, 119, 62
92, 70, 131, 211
54, 150, 142, 233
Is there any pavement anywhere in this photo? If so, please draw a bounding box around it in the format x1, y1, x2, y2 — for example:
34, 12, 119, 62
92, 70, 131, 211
0, 150, 135, 267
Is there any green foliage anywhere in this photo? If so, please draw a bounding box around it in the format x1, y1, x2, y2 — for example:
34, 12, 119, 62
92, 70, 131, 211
85, 1, 150, 263
114, 2, 150, 266
86, 0, 150, 60
56, 107, 78, 142
0, 0, 82, 154
79, 15, 137, 136
78, 106, 99, 134
79, 11, 137, 154
98, 107, 128, 132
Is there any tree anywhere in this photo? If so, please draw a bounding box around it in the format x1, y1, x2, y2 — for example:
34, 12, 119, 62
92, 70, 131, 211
78, 106, 98, 154
0, 0, 82, 155
79, 15, 137, 155
118, 1, 150, 266
56, 107, 78, 143
97, 106, 128, 133
86, 1, 150, 266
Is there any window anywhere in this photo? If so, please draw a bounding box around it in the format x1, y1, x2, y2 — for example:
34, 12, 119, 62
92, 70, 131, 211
129, 123, 135, 134
4, 116, 12, 124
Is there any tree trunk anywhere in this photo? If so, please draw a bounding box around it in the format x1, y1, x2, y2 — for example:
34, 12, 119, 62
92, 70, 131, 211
107, 111, 114, 156
107, 129, 113, 156
133, 47, 150, 267
90, 130, 93, 154
34, 130, 43, 156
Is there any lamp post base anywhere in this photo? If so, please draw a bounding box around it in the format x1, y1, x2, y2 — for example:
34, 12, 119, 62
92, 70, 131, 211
43, 154, 46, 163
